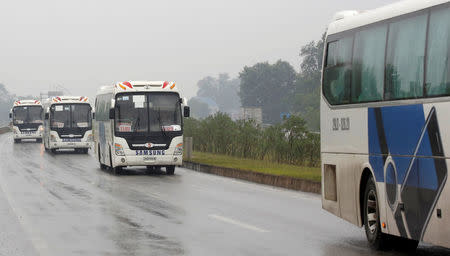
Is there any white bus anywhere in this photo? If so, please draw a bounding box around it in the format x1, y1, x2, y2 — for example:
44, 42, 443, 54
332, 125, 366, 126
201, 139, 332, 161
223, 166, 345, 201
43, 96, 93, 153
94, 81, 190, 175
321, 0, 450, 250
9, 100, 44, 143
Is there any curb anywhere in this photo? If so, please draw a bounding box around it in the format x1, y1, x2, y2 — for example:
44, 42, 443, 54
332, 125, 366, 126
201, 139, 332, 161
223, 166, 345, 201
182, 161, 321, 194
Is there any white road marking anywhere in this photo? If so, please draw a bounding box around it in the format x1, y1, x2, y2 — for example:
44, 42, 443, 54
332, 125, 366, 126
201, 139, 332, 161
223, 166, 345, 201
208, 214, 269, 233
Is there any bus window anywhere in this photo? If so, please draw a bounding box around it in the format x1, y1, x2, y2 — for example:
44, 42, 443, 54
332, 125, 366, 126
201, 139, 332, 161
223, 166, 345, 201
72, 105, 92, 128
149, 93, 182, 133
51, 105, 71, 129
426, 7, 450, 97
385, 14, 427, 100
115, 94, 149, 133
323, 37, 353, 105
351, 25, 387, 103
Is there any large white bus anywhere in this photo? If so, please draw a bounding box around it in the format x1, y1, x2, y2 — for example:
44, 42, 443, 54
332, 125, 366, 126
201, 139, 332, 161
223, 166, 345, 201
9, 100, 44, 143
321, 0, 450, 250
42, 96, 93, 153
94, 81, 190, 175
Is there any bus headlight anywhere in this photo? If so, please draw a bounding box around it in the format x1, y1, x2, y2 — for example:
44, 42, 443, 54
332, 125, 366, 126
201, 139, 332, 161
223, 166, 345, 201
173, 143, 183, 155
87, 134, 94, 142
115, 143, 125, 156
50, 134, 57, 142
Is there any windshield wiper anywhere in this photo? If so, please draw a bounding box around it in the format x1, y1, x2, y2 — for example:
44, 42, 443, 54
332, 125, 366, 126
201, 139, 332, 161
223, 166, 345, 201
157, 107, 168, 138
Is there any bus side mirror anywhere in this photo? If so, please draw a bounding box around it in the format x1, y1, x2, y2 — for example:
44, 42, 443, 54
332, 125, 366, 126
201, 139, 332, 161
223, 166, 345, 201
9, 113, 12, 119
92, 112, 95, 120
45, 113, 49, 120
109, 109, 115, 119
183, 106, 190, 118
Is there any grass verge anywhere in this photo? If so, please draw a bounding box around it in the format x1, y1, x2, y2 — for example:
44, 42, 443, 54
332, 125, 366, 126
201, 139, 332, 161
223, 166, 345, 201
188, 151, 321, 182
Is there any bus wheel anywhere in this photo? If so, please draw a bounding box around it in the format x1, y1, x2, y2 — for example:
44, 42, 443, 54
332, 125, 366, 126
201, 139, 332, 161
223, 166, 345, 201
51, 149, 57, 154
112, 166, 122, 175
83, 148, 89, 154
109, 149, 122, 175
364, 177, 388, 250
146, 166, 155, 174
166, 166, 175, 175
14, 139, 20, 143
98, 147, 106, 170
36, 138, 42, 143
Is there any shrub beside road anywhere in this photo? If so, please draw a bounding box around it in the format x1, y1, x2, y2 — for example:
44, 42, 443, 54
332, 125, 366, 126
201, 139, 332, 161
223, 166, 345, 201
184, 113, 320, 168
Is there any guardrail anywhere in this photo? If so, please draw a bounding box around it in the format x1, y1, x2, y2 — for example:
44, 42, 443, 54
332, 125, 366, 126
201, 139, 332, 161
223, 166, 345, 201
0, 126, 10, 134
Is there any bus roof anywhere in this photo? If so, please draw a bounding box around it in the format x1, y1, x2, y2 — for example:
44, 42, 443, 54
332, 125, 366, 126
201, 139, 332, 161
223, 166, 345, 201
97, 81, 180, 96
327, 0, 448, 36
48, 96, 90, 104
13, 100, 42, 107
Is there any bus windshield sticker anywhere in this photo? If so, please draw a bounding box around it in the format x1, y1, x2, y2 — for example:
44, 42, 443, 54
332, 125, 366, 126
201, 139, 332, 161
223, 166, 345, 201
133, 95, 145, 108
55, 105, 63, 111
118, 96, 129, 101
118, 123, 132, 132
53, 122, 64, 128
77, 122, 88, 128
162, 125, 181, 132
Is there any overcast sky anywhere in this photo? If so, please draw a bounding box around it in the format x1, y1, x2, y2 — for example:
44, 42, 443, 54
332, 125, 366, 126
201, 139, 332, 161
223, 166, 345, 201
0, 0, 397, 100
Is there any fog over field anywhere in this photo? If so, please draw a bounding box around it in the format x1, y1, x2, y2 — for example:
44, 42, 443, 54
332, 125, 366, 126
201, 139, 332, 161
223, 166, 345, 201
0, 0, 396, 99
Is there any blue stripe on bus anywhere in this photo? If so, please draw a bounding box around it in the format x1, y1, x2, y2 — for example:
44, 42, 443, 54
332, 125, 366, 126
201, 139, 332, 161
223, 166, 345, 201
368, 105, 438, 190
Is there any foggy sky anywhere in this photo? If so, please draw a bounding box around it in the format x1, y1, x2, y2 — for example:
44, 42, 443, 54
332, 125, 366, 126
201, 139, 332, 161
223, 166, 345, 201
0, 0, 397, 100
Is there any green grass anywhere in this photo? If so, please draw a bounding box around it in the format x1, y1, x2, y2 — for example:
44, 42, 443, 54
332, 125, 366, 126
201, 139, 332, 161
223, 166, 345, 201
189, 151, 321, 182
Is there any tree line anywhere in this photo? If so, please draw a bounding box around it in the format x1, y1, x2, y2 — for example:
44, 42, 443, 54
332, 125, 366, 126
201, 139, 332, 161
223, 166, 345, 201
189, 32, 325, 132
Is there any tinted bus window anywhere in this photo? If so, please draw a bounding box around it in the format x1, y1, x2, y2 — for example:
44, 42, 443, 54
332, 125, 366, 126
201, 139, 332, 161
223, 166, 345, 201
385, 14, 427, 100
323, 37, 353, 105
351, 25, 387, 103
426, 7, 450, 97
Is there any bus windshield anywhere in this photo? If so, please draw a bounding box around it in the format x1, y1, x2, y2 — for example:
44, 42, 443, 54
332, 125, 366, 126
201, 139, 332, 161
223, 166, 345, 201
115, 92, 182, 134
13, 106, 43, 125
50, 104, 92, 129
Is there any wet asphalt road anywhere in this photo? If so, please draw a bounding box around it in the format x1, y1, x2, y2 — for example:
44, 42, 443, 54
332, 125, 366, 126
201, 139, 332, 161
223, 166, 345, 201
0, 134, 450, 256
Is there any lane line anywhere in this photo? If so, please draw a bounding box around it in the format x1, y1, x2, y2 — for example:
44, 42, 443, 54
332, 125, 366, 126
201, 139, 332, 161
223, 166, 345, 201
208, 214, 269, 233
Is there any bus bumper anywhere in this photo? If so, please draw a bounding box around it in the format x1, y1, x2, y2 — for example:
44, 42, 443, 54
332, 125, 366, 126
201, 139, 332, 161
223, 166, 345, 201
49, 141, 92, 149
113, 154, 183, 167
47, 131, 93, 149
13, 129, 43, 140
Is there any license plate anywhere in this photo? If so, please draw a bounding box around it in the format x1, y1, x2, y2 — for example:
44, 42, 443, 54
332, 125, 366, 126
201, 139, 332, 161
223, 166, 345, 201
62, 138, 81, 142
144, 156, 156, 162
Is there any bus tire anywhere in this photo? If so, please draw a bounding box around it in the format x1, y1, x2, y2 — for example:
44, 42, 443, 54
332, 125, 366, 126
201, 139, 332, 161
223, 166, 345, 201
166, 166, 175, 175
146, 166, 155, 174
98, 146, 107, 170
109, 149, 122, 175
51, 148, 57, 154
82, 148, 89, 154
363, 177, 388, 250
112, 166, 122, 175
14, 139, 20, 143
36, 138, 42, 143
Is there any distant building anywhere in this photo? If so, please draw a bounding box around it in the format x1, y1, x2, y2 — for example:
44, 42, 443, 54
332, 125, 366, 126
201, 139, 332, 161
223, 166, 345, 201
40, 91, 64, 100
241, 107, 262, 125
